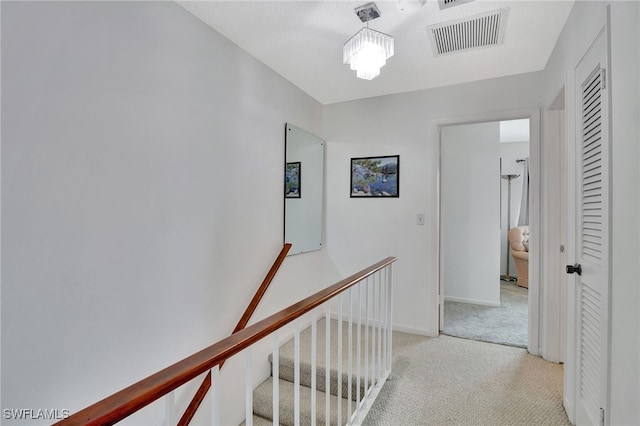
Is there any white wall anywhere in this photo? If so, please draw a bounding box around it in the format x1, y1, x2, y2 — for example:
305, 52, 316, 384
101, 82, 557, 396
500, 141, 530, 276
441, 122, 500, 306
1, 2, 324, 424
324, 72, 544, 336
541, 1, 640, 424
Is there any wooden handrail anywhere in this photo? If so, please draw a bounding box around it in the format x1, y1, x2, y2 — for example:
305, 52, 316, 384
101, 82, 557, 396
56, 256, 396, 426
178, 243, 291, 425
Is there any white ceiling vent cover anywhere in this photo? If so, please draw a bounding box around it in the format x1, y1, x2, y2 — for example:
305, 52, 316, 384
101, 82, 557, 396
427, 8, 509, 56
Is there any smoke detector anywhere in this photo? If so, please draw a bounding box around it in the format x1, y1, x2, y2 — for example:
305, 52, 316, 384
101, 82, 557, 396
396, 0, 427, 13
438, 0, 475, 10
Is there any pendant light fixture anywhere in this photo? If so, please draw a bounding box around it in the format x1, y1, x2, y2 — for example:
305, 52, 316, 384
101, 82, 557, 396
343, 3, 394, 80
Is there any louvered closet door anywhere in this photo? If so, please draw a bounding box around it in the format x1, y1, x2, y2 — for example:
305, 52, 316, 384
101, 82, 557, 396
574, 28, 610, 426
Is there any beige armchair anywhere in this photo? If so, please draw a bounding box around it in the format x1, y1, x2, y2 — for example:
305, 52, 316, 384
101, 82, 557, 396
508, 226, 529, 288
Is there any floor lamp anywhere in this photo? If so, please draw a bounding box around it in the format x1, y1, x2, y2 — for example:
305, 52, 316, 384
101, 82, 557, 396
501, 174, 520, 282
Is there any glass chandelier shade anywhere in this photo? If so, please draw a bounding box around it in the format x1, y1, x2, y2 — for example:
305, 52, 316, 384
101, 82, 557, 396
343, 27, 394, 80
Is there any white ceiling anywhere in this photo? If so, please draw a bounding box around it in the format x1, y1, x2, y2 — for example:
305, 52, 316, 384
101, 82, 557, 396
177, 0, 574, 105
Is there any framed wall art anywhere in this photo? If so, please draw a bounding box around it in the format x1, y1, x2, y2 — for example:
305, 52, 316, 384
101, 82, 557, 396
350, 155, 399, 197
285, 161, 301, 198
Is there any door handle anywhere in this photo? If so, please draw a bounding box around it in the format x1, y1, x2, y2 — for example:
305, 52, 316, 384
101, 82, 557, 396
566, 263, 582, 276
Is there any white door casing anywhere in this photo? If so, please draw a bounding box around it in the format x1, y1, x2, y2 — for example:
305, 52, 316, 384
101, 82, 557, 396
572, 27, 611, 426
542, 95, 566, 364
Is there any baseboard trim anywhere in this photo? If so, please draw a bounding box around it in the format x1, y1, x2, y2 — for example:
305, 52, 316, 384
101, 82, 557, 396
444, 295, 501, 307
563, 397, 574, 424
392, 322, 436, 337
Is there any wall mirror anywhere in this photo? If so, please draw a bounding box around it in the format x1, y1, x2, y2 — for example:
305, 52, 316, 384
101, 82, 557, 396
284, 123, 324, 255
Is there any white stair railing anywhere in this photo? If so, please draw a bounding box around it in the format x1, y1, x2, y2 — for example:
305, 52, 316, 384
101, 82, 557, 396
219, 262, 396, 426
57, 257, 396, 426
239, 264, 394, 426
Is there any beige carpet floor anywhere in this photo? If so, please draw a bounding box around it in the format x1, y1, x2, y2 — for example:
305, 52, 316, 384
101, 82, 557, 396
363, 332, 570, 426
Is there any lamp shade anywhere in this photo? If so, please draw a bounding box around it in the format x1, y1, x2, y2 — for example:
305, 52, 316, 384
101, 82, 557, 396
343, 27, 394, 80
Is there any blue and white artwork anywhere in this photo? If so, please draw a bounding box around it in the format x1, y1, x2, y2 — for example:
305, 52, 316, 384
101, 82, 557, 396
351, 155, 399, 197
285, 162, 301, 198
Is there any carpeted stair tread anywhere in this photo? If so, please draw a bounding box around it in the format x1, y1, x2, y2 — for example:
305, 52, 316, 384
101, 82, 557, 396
270, 318, 377, 400
253, 377, 350, 426
239, 414, 283, 426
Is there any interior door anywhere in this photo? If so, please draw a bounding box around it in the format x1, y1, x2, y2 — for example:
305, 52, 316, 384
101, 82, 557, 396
571, 27, 610, 426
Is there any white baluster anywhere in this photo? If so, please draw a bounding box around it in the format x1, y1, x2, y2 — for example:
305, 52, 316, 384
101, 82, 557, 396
372, 277, 376, 384
377, 271, 383, 381
371, 272, 380, 386
272, 332, 279, 426
245, 349, 253, 426
364, 279, 369, 401
387, 265, 394, 371
311, 310, 317, 426
325, 302, 331, 426
211, 365, 220, 426
348, 287, 353, 424
356, 281, 362, 413
165, 391, 175, 426
338, 294, 343, 424
382, 269, 387, 374
372, 274, 377, 387
294, 320, 301, 426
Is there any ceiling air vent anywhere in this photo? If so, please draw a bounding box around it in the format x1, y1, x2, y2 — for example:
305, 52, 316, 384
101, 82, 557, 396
427, 8, 509, 56
438, 0, 475, 10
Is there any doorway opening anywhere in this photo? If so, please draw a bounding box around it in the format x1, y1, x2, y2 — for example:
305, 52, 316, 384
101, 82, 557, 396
439, 117, 533, 349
